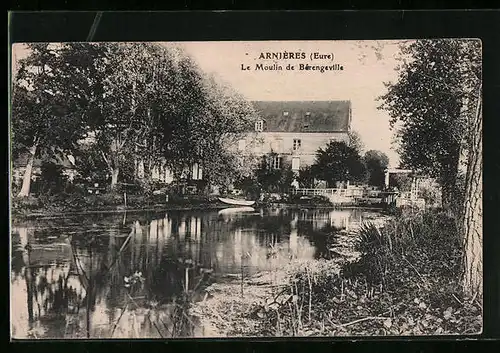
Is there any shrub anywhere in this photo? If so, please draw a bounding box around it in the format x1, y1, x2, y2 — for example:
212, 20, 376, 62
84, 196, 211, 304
290, 194, 332, 206
344, 209, 462, 295
37, 161, 71, 195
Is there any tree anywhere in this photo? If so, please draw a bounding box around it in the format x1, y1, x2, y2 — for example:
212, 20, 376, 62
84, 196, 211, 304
11, 43, 106, 197
461, 88, 482, 298
364, 150, 389, 188
378, 39, 483, 298
255, 153, 294, 194
348, 130, 364, 154
378, 39, 481, 211
388, 173, 412, 192
297, 165, 319, 189
312, 141, 366, 188
12, 42, 259, 195
38, 160, 67, 194
83, 43, 172, 189
191, 75, 258, 188
150, 51, 258, 190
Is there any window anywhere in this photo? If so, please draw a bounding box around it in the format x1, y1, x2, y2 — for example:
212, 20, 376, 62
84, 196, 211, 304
283, 111, 289, 116
192, 163, 203, 180
305, 111, 311, 117
267, 155, 282, 170
255, 120, 263, 132
271, 138, 284, 153
238, 139, 246, 151
292, 157, 300, 171
293, 139, 302, 151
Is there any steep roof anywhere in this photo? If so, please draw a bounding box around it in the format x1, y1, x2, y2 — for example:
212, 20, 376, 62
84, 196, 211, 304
251, 100, 351, 133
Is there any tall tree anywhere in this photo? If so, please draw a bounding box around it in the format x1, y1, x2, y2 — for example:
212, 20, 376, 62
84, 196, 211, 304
378, 39, 482, 298
378, 39, 480, 210
11, 43, 106, 197
363, 150, 389, 188
313, 141, 366, 188
198, 76, 258, 187
83, 43, 170, 189
297, 165, 320, 189
76, 43, 197, 189
156, 62, 258, 188
461, 87, 482, 298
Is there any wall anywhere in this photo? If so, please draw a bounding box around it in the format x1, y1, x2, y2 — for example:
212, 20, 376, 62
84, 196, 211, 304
237, 131, 349, 167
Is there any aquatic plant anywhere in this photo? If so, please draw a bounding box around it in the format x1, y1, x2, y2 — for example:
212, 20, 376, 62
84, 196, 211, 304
234, 209, 481, 336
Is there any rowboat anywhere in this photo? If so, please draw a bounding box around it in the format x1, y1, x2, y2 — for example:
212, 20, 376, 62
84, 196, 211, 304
218, 197, 256, 206
218, 207, 255, 215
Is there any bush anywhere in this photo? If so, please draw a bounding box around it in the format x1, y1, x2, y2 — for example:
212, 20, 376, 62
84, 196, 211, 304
290, 194, 332, 206
343, 209, 462, 296
39, 161, 68, 194
287, 260, 343, 306
211, 208, 480, 337
11, 196, 43, 211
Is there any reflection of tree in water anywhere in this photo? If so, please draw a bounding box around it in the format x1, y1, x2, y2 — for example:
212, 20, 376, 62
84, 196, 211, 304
25, 264, 84, 319
15, 208, 358, 338
15, 214, 207, 338
11, 247, 25, 277
297, 222, 342, 259
228, 209, 294, 248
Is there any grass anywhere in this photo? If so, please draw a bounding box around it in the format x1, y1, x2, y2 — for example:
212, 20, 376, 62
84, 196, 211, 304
10, 192, 221, 218
196, 208, 482, 337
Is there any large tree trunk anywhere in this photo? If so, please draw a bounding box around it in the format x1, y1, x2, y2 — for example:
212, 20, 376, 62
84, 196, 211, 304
462, 94, 482, 298
110, 167, 119, 190
17, 141, 38, 198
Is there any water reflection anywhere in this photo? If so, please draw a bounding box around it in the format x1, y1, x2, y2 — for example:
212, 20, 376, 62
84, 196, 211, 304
11, 207, 372, 339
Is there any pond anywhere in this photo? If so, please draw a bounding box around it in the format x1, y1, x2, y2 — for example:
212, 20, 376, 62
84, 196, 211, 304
10, 206, 381, 339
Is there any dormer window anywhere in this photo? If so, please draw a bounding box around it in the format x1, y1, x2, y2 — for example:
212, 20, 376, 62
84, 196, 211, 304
283, 111, 289, 116
305, 111, 311, 117
255, 120, 263, 132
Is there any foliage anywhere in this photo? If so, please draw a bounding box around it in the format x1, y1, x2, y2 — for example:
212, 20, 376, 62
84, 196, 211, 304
38, 160, 68, 194
312, 141, 366, 187
218, 209, 481, 337
193, 76, 259, 187
12, 43, 259, 195
377, 39, 481, 208
12, 44, 96, 159
389, 173, 412, 191
233, 175, 261, 200
419, 184, 442, 208
348, 130, 364, 154
11, 43, 106, 196
363, 150, 389, 188
255, 153, 295, 194
296, 165, 319, 189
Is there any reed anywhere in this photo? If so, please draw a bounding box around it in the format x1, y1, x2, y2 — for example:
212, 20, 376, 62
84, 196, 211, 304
250, 208, 476, 336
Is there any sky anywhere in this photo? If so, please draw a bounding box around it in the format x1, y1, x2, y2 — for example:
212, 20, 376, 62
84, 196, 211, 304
172, 40, 403, 167
12, 40, 403, 167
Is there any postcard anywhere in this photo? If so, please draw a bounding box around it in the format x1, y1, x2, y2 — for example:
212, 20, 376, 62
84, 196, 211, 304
10, 39, 482, 338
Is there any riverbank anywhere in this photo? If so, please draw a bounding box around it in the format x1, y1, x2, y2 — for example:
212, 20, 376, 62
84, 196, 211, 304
10, 193, 388, 220
189, 208, 482, 337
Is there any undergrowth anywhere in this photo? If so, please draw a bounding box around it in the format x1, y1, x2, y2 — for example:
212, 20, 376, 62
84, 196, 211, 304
242, 208, 482, 336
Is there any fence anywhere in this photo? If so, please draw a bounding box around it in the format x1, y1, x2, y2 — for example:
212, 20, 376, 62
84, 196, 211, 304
291, 187, 364, 198
291, 187, 406, 206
